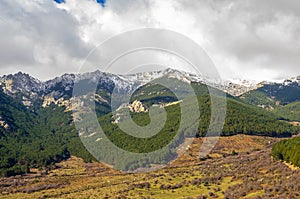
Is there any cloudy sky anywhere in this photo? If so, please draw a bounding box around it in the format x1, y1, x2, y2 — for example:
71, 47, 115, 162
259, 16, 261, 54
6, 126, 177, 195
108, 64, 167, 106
0, 0, 299, 81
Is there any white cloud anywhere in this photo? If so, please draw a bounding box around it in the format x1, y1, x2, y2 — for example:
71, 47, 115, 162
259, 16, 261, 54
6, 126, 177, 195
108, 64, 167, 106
0, 0, 90, 79
0, 0, 299, 81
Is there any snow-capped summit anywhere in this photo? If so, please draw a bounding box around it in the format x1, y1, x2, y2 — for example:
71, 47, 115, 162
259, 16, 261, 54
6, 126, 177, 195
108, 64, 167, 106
123, 68, 259, 96
124, 68, 210, 85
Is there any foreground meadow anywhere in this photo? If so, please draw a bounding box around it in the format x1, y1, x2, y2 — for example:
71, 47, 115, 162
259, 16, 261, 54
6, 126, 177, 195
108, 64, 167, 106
0, 135, 299, 199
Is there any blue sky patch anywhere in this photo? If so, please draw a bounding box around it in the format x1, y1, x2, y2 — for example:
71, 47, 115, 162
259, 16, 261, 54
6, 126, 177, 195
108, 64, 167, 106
96, 0, 106, 7
54, 0, 65, 4
54, 0, 105, 7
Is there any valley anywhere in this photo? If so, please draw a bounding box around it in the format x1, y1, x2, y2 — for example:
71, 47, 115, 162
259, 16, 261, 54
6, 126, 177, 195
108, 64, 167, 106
0, 135, 299, 199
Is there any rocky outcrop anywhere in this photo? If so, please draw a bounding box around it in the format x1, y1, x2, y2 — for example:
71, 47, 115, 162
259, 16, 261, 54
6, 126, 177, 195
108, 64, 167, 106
128, 100, 147, 113
160, 100, 182, 108
0, 116, 9, 130
222, 80, 261, 96
42, 96, 72, 111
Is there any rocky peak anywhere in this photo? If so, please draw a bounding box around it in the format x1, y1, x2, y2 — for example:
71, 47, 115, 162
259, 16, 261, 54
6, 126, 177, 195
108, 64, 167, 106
0, 72, 44, 96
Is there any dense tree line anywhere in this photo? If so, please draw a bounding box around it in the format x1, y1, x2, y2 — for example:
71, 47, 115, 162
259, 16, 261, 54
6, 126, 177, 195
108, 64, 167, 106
272, 136, 300, 167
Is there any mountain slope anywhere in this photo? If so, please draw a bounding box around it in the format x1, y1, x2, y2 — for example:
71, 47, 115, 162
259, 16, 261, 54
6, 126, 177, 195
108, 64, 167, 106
240, 76, 300, 108
82, 80, 298, 170
0, 90, 95, 177
131, 82, 298, 137
0, 89, 34, 135
273, 101, 300, 121
239, 77, 300, 122
0, 70, 299, 174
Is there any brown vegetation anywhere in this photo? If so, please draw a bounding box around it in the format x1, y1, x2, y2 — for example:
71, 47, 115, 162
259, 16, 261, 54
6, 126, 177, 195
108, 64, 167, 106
0, 135, 299, 198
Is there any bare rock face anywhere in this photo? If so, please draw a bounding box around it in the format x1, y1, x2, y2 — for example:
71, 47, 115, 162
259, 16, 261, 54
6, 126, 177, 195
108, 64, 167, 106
0, 116, 9, 130
42, 96, 56, 108
128, 100, 147, 113
42, 96, 73, 112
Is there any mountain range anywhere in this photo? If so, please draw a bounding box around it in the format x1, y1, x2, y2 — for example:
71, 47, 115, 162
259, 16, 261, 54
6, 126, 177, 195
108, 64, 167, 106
0, 68, 299, 176
1, 68, 299, 108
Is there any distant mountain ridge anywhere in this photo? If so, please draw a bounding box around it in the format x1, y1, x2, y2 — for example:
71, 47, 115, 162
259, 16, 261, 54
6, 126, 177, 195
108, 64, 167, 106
240, 76, 300, 108
0, 68, 279, 107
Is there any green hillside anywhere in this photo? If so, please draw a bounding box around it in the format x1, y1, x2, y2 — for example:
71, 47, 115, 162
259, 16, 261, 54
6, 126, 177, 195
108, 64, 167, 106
0, 91, 95, 177
130, 81, 297, 137
240, 90, 277, 108
222, 98, 296, 137
240, 82, 300, 107
272, 136, 300, 167
0, 89, 34, 135
85, 82, 299, 170
273, 101, 300, 121
0, 81, 299, 175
